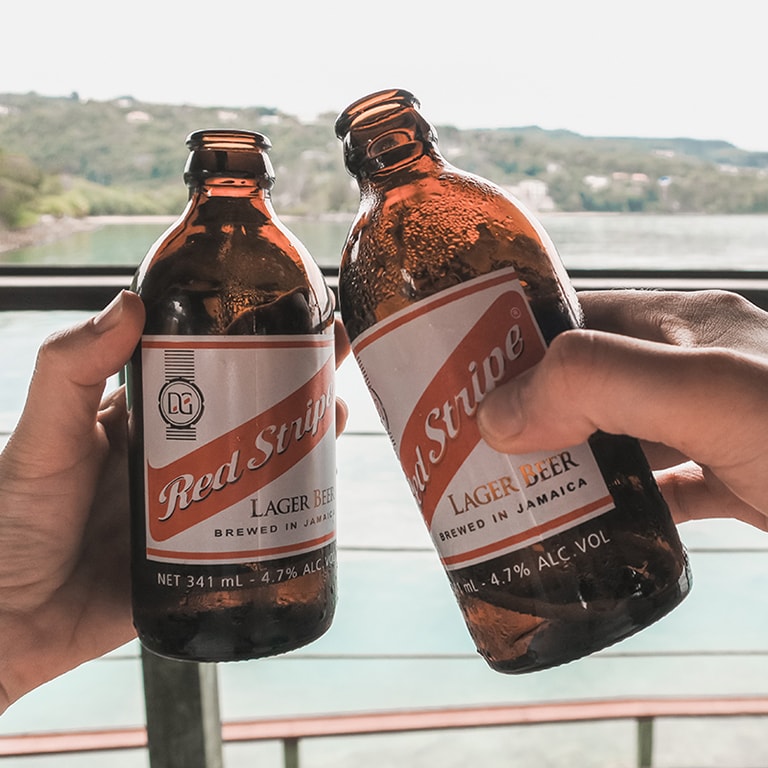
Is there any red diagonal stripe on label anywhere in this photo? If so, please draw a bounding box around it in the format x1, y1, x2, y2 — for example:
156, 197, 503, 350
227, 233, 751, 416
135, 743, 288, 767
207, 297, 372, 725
399, 290, 546, 527
147, 356, 334, 541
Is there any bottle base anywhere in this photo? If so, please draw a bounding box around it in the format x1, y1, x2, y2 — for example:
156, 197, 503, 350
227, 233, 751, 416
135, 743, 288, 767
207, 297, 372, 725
134, 602, 335, 663
477, 566, 692, 674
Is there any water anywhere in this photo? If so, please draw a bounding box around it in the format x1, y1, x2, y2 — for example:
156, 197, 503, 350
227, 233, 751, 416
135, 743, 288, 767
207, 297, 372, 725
543, 212, 768, 271
1, 215, 767, 767
4, 212, 768, 271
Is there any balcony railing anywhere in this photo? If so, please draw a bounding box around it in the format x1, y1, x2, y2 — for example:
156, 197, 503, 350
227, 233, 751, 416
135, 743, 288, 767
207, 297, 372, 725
2, 264, 768, 768
3, 695, 768, 768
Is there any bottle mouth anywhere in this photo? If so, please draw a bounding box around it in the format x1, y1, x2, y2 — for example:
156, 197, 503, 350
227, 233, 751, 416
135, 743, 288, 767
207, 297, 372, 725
334, 89, 438, 177
184, 130, 275, 188
334, 89, 420, 139
186, 129, 272, 152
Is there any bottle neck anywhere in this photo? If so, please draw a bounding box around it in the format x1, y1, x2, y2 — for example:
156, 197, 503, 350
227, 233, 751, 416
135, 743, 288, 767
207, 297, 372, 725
183, 129, 276, 202
186, 176, 271, 201
336, 89, 443, 181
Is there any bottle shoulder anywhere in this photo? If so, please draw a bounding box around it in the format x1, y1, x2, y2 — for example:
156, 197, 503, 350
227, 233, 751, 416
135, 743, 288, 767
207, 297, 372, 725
349, 166, 544, 252
337, 97, 580, 339
134, 209, 333, 335
340, 170, 570, 337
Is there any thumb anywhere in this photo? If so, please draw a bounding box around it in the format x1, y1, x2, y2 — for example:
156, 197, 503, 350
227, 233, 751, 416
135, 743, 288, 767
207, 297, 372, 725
10, 291, 145, 470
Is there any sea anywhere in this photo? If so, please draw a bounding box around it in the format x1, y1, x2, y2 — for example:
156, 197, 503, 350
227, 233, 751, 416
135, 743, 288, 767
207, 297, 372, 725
1, 213, 767, 768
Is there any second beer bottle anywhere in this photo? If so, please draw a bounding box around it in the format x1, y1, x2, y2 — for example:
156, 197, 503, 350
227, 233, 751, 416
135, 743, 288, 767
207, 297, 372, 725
127, 130, 337, 662
334, 89, 691, 673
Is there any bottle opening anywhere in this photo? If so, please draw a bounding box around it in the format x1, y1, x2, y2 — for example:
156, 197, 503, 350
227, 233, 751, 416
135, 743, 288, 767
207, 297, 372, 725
184, 129, 276, 189
334, 89, 420, 139
334, 89, 438, 178
186, 129, 272, 152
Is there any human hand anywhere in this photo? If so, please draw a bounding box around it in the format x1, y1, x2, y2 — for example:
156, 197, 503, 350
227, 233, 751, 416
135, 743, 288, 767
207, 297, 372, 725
0, 290, 145, 711
0, 292, 350, 710
477, 290, 768, 532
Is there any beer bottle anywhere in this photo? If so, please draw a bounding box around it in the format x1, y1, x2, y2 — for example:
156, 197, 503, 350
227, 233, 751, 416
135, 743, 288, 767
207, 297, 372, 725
127, 129, 337, 662
334, 89, 691, 673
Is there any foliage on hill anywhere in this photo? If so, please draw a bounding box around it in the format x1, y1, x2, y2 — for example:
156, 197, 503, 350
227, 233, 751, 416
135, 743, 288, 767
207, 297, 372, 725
1, 91, 768, 228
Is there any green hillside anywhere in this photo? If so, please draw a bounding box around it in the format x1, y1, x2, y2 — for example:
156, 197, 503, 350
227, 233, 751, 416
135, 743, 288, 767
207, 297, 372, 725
2, 91, 768, 229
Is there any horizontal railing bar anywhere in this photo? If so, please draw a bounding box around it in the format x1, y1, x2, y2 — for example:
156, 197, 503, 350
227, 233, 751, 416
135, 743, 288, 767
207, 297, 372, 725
0, 726, 147, 756
2, 696, 767, 757
218, 650, 768, 661
0, 265, 137, 275
94, 648, 768, 663
221, 697, 768, 741
1, 266, 768, 311
1, 265, 766, 278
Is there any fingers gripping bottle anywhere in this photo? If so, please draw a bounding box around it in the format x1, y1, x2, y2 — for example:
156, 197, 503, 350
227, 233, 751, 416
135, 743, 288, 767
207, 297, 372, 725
335, 89, 691, 673
127, 130, 337, 662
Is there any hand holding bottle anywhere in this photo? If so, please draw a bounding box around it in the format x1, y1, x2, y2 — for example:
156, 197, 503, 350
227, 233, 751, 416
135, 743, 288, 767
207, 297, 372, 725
335, 89, 690, 673
477, 290, 768, 532
0, 290, 349, 709
0, 291, 144, 711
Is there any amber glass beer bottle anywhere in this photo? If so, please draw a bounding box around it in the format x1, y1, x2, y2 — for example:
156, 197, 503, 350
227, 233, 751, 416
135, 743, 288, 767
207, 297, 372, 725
334, 89, 691, 673
127, 129, 337, 662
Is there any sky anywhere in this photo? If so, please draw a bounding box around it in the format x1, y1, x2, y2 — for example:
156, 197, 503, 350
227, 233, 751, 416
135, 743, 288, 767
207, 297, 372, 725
4, 0, 767, 151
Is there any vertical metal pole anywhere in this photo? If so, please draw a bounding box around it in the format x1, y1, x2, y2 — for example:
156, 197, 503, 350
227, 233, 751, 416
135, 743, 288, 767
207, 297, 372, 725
284, 737, 300, 768
637, 717, 654, 768
141, 646, 224, 768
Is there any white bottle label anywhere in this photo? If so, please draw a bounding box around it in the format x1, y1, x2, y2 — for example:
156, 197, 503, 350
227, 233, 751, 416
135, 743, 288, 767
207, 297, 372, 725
352, 268, 613, 570
141, 332, 336, 565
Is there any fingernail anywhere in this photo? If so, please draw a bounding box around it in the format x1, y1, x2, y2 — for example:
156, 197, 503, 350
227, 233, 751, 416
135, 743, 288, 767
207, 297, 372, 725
92, 291, 126, 334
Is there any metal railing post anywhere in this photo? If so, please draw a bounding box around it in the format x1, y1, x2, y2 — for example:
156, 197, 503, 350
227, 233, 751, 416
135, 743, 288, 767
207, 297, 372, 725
637, 716, 654, 768
284, 737, 300, 768
141, 646, 223, 768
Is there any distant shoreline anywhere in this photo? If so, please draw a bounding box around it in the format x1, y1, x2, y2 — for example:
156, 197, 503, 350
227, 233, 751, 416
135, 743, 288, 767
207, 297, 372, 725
0, 215, 160, 255
2, 209, 763, 257
0, 213, 361, 255
0, 215, 173, 255
0, 213, 347, 256
0, 216, 89, 254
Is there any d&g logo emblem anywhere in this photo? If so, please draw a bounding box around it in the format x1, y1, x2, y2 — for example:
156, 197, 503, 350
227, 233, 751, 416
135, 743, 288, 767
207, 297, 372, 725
158, 378, 205, 428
